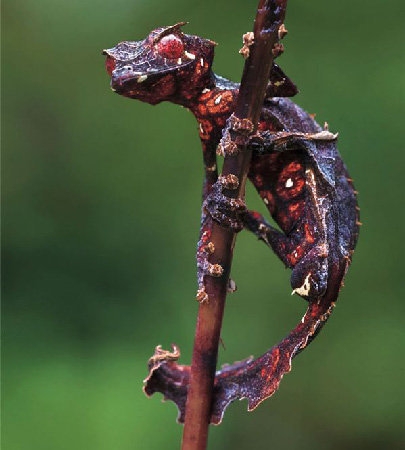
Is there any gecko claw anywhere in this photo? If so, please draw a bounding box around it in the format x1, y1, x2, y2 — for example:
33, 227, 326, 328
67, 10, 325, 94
203, 180, 246, 231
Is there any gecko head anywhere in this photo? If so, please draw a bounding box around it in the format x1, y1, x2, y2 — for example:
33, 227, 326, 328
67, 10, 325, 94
103, 23, 216, 105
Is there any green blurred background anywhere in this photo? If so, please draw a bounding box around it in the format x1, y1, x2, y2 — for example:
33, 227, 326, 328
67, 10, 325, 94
2, 0, 404, 449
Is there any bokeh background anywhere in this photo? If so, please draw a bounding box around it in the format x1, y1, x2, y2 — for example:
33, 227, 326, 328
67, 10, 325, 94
2, 0, 404, 449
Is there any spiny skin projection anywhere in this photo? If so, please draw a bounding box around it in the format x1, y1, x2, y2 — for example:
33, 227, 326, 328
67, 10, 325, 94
104, 23, 359, 423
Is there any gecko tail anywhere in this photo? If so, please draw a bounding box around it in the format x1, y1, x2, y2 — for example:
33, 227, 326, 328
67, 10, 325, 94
143, 300, 335, 424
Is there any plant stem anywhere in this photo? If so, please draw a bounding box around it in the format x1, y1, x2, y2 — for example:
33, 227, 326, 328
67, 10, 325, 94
181, 2, 288, 449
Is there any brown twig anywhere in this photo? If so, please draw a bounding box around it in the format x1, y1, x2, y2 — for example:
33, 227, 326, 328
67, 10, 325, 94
181, 2, 289, 449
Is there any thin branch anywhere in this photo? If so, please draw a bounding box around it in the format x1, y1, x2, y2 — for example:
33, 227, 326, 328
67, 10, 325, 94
181, 2, 289, 449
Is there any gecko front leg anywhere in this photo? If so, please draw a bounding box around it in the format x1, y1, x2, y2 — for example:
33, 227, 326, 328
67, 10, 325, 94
203, 175, 247, 231
244, 209, 329, 301
243, 210, 294, 268
196, 173, 244, 302
203, 113, 255, 231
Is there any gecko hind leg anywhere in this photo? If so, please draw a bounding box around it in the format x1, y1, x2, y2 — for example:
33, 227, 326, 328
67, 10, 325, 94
244, 210, 328, 302
243, 210, 295, 268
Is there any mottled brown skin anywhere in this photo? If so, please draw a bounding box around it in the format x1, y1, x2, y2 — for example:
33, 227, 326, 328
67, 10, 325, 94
104, 24, 359, 423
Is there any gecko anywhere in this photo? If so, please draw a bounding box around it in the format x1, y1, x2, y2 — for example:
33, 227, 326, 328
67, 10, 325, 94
103, 23, 360, 422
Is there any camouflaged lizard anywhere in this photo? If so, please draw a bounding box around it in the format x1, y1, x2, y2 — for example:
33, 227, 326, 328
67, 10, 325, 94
103, 23, 360, 423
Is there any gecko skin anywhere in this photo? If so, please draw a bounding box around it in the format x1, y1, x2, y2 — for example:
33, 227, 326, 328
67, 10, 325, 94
104, 24, 360, 423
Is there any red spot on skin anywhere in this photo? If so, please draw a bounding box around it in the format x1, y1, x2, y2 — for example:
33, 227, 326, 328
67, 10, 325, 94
257, 121, 268, 131
266, 348, 280, 382
304, 223, 315, 244
197, 90, 237, 118
208, 91, 234, 114
254, 174, 264, 188
277, 161, 305, 199
156, 34, 184, 59
258, 120, 277, 132
289, 202, 301, 213
194, 58, 205, 76
289, 161, 302, 172
105, 56, 116, 76
288, 200, 304, 222
198, 119, 213, 140
287, 244, 305, 266
311, 305, 321, 318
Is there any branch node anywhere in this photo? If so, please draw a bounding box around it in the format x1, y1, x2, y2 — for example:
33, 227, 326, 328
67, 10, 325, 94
206, 241, 215, 254
229, 114, 255, 135
218, 174, 240, 190
196, 288, 209, 303
278, 24, 288, 40
216, 138, 239, 157
239, 32, 255, 60
207, 263, 224, 277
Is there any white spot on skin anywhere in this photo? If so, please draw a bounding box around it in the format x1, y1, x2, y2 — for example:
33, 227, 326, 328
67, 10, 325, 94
309, 131, 338, 140
285, 178, 293, 188
202, 88, 211, 94
200, 58, 204, 67
137, 75, 148, 83
185, 51, 196, 60
291, 273, 312, 297
214, 95, 222, 105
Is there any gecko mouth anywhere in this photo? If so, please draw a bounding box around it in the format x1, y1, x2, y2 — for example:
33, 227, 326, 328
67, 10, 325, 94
110, 62, 195, 92
111, 71, 151, 87
110, 70, 168, 96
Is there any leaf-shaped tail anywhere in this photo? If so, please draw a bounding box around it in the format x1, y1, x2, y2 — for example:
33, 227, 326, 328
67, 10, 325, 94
143, 345, 190, 423
143, 297, 335, 424
143, 258, 349, 423
210, 300, 334, 423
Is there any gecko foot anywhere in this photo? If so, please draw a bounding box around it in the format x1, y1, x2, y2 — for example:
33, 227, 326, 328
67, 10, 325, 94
203, 179, 246, 231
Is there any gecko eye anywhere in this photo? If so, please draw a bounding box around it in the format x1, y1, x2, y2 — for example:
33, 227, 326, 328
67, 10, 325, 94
105, 56, 116, 76
156, 34, 184, 59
